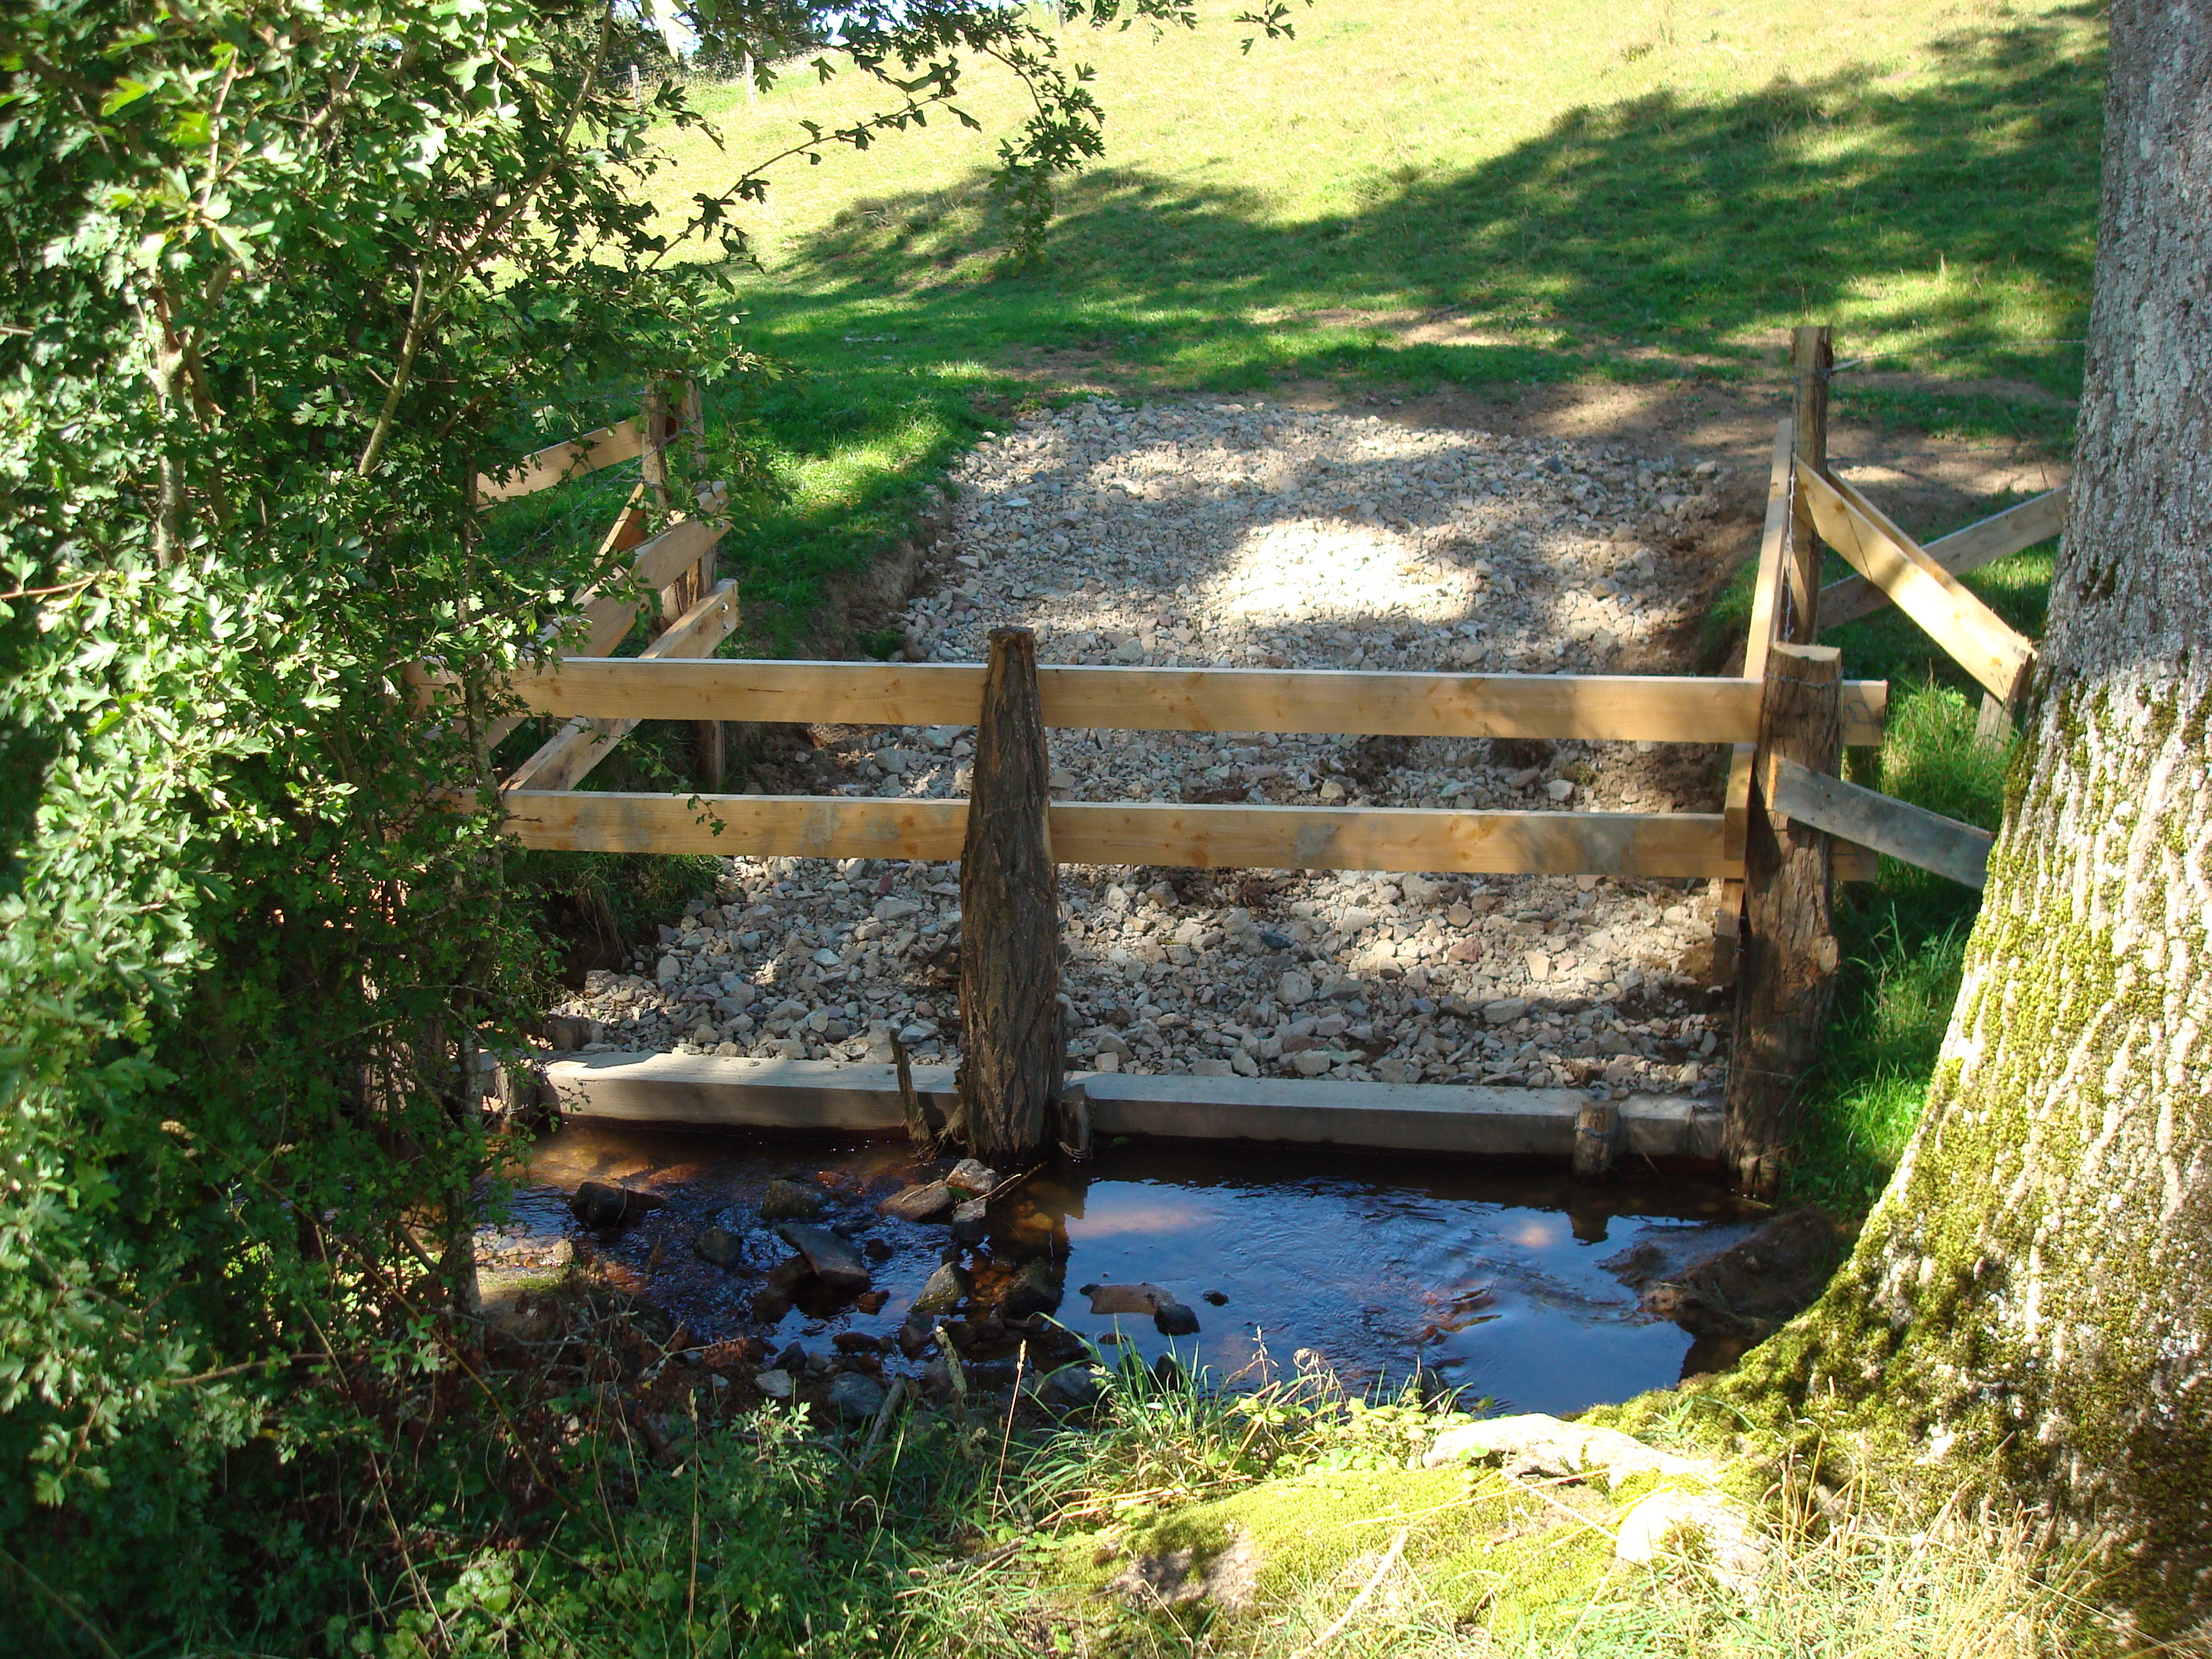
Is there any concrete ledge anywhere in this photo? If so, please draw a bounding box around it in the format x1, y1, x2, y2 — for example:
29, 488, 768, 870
541, 1051, 1724, 1163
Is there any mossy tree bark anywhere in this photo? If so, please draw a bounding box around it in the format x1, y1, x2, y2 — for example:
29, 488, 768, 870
1732, 0, 2212, 1627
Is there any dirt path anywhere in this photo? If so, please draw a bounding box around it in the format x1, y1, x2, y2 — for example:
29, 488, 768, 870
554, 396, 1765, 1098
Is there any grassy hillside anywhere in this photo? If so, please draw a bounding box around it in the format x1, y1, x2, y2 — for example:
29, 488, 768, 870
668, 0, 2098, 405
632, 0, 2101, 645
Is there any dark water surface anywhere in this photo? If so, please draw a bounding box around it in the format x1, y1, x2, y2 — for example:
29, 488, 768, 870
503, 1122, 1763, 1418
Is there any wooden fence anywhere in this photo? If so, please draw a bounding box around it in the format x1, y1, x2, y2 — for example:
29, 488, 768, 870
431, 327, 2057, 1196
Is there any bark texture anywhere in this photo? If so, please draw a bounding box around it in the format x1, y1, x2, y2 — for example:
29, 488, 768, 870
1724, 642, 1841, 1200
955, 628, 1065, 1164
1737, 2, 2212, 1625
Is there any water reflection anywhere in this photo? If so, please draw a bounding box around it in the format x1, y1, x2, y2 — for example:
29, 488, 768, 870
500, 1122, 1763, 1419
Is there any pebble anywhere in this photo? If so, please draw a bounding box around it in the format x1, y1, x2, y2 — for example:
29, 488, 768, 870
755, 1368, 795, 1399
547, 403, 1737, 1097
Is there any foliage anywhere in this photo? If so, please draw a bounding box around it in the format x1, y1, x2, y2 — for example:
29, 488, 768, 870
0, 0, 1272, 1644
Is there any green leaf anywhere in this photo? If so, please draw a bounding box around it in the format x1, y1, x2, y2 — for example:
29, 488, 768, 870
99, 78, 151, 116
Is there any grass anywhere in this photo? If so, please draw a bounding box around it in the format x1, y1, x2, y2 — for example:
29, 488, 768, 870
354, 1339, 2098, 1658
581, 0, 2105, 656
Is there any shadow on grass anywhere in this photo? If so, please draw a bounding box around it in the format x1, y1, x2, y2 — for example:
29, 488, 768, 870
694, 11, 2097, 655
763, 9, 2100, 408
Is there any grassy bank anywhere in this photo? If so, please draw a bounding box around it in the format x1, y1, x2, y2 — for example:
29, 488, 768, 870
367, 1349, 2093, 1658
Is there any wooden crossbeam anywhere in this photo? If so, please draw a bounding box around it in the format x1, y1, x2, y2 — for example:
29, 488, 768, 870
503, 580, 742, 793
1799, 464, 2038, 703
1820, 486, 2067, 632
491, 659, 1887, 748
500, 792, 1738, 878
473, 420, 647, 505
1766, 757, 1994, 890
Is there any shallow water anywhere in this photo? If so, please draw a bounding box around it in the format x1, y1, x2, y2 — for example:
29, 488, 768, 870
500, 1123, 1763, 1418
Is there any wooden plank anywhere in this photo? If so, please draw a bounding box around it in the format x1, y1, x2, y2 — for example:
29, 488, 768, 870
1767, 757, 1993, 890
1743, 416, 1797, 682
494, 658, 1887, 747
540, 1051, 1725, 1161
505, 792, 973, 860
1786, 328, 1832, 641
501, 791, 1737, 877
1834, 842, 1879, 883
1799, 464, 2037, 703
1725, 642, 1842, 1200
474, 420, 647, 505
502, 581, 742, 793
1727, 416, 1798, 873
1053, 802, 1735, 877
1820, 486, 2069, 632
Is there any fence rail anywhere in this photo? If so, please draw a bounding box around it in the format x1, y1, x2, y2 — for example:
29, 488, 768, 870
503, 791, 1737, 878
490, 658, 1888, 747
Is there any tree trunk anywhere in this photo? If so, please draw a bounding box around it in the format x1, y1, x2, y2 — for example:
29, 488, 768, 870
1734, 1, 2212, 1627
956, 628, 1064, 1165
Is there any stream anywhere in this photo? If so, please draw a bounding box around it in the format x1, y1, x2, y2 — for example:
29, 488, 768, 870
495, 1122, 1764, 1417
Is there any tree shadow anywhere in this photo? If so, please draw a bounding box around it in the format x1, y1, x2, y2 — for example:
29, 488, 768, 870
764, 8, 2100, 403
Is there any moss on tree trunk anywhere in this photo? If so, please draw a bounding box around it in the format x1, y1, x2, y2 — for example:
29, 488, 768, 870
1696, 1, 2212, 1629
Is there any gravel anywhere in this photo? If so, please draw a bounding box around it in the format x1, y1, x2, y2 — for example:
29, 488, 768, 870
548, 399, 1737, 1097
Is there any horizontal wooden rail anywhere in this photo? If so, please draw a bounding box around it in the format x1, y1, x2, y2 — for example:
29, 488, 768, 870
1766, 757, 1994, 890
474, 420, 647, 505
1799, 464, 2036, 703
490, 660, 1887, 748
1821, 485, 2067, 632
501, 791, 1737, 878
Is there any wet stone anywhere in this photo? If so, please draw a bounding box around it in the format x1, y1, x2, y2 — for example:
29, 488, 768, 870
878, 1179, 956, 1223
568, 1180, 662, 1231
693, 1226, 747, 1269
775, 1223, 873, 1294
750, 1285, 793, 1323
828, 1371, 887, 1423
999, 1259, 1065, 1321
760, 1178, 825, 1221
1153, 1299, 1202, 1337
950, 1197, 989, 1247
912, 1260, 971, 1314
945, 1159, 999, 1195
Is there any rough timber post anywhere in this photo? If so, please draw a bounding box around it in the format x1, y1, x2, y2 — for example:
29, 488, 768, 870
1724, 640, 1843, 1200
1786, 324, 1833, 644
956, 627, 1064, 1164
640, 379, 725, 789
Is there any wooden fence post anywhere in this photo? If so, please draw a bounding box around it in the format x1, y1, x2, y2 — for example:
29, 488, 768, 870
1786, 325, 1832, 644
640, 380, 726, 789
956, 628, 1066, 1165
1724, 640, 1843, 1200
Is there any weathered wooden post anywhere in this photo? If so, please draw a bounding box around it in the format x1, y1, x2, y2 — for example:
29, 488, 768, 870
1724, 640, 1843, 1200
640, 379, 726, 789
1786, 324, 1833, 644
956, 627, 1066, 1164
1572, 1100, 1621, 1183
